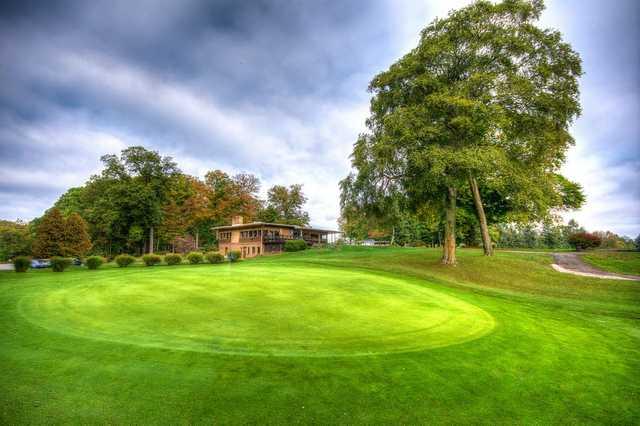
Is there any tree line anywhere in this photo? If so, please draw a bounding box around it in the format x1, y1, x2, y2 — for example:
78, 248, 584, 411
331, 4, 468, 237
0, 146, 310, 260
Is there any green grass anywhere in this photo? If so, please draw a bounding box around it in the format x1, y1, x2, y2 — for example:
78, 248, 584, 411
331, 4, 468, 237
582, 250, 640, 275
1, 247, 639, 424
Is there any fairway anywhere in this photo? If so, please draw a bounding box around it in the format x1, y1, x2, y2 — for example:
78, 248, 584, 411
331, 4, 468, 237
1, 247, 639, 424
18, 265, 494, 356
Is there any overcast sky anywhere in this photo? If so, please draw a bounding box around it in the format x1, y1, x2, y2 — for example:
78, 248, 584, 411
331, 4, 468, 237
0, 0, 638, 236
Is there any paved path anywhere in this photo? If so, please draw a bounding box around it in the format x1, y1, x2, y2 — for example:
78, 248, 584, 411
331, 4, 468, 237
551, 253, 640, 281
0, 263, 13, 271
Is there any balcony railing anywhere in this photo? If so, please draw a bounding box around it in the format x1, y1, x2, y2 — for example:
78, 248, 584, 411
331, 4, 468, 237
263, 235, 300, 244
239, 236, 261, 243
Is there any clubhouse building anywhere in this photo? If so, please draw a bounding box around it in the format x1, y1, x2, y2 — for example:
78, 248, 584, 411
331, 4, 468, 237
213, 216, 340, 258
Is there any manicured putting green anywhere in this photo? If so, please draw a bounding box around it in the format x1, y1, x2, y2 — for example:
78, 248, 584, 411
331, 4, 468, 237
18, 264, 494, 356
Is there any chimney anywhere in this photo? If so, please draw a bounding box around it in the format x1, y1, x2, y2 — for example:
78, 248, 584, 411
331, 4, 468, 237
232, 215, 244, 226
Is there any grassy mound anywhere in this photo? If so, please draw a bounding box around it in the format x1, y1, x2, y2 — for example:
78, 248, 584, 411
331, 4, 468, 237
18, 265, 494, 357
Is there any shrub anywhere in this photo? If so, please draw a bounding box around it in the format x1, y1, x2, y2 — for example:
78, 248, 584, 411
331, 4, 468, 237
51, 257, 72, 272
115, 254, 136, 267
13, 256, 30, 272
568, 232, 602, 251
205, 251, 225, 264
165, 253, 182, 265
284, 239, 307, 252
186, 252, 204, 264
142, 254, 162, 266
85, 256, 104, 270
228, 250, 241, 262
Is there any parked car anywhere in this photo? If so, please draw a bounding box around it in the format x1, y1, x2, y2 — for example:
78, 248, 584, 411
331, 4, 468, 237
72, 258, 82, 266
30, 259, 51, 268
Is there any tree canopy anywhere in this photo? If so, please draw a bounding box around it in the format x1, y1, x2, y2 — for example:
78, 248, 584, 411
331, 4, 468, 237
341, 0, 583, 264
258, 184, 310, 226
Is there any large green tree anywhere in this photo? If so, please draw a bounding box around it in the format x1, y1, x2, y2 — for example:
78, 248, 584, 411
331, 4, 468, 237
95, 147, 179, 254
0, 220, 32, 261
344, 0, 582, 264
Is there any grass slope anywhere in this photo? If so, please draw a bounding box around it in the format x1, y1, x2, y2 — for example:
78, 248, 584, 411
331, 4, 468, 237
582, 251, 640, 275
1, 247, 639, 424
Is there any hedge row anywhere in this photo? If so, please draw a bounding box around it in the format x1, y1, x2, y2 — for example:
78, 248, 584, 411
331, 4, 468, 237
12, 250, 238, 273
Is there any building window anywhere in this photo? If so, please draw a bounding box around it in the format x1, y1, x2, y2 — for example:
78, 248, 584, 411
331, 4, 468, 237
257, 247, 261, 255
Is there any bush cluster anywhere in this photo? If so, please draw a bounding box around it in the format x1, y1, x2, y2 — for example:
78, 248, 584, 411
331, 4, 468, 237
164, 253, 182, 265
13, 256, 31, 272
186, 252, 204, 264
85, 256, 104, 270
51, 257, 72, 272
568, 232, 602, 251
142, 254, 162, 266
115, 254, 135, 267
228, 250, 241, 262
205, 251, 225, 264
284, 239, 307, 252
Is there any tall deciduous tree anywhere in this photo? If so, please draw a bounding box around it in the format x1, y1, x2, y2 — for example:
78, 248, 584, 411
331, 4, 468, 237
344, 0, 582, 264
98, 146, 179, 253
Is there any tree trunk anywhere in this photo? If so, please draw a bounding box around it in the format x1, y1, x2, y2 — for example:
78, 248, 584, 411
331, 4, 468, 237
390, 226, 395, 246
468, 176, 493, 256
441, 186, 457, 265
195, 230, 199, 250
149, 226, 154, 254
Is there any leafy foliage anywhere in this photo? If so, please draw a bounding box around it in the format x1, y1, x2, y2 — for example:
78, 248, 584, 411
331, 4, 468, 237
142, 254, 162, 266
13, 256, 31, 272
205, 170, 262, 226
115, 254, 135, 267
205, 252, 224, 264
186, 252, 204, 264
32, 208, 68, 258
32, 209, 91, 258
85, 256, 105, 270
496, 218, 583, 249
164, 253, 182, 265
50, 257, 72, 272
568, 232, 602, 251
64, 213, 92, 258
258, 184, 310, 225
284, 239, 307, 252
0, 220, 33, 261
227, 250, 241, 262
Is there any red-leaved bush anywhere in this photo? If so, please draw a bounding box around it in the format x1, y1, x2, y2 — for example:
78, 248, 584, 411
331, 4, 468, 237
567, 232, 601, 251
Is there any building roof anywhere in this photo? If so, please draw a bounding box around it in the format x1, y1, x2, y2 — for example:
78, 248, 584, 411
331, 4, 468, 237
212, 221, 340, 233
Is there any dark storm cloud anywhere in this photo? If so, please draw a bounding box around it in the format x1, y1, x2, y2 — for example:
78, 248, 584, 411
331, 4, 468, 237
0, 0, 404, 227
